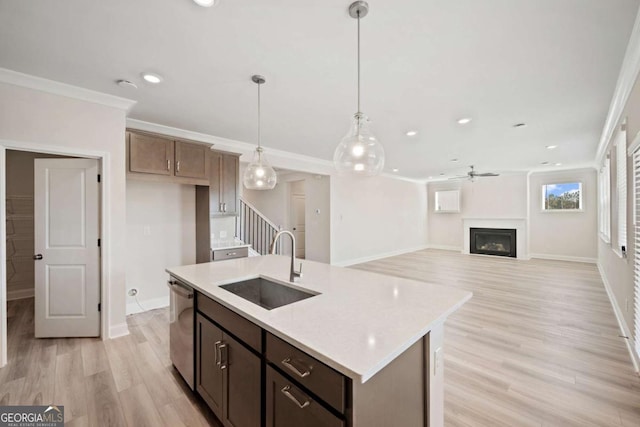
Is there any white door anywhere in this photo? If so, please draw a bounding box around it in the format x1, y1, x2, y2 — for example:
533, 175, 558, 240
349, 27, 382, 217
291, 195, 306, 259
34, 159, 100, 337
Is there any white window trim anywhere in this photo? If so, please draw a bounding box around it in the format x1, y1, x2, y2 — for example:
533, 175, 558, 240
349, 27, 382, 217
616, 127, 628, 257
600, 157, 612, 243
541, 182, 583, 212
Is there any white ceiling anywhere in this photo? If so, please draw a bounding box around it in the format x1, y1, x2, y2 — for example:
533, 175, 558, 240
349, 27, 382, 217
0, 0, 638, 179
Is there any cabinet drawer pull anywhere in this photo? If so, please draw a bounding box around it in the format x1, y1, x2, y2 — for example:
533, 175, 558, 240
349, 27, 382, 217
281, 357, 312, 378
226, 252, 237, 256
167, 159, 170, 171
176, 160, 181, 173
215, 340, 222, 367
281, 385, 310, 409
219, 343, 228, 370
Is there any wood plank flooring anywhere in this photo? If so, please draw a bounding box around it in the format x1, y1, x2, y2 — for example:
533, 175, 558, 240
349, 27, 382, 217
0, 249, 638, 426
353, 249, 640, 427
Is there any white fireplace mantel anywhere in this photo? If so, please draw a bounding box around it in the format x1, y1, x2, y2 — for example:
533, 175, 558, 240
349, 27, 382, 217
462, 218, 528, 260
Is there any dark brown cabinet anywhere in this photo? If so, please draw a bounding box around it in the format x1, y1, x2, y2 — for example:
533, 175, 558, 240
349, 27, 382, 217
126, 131, 210, 185
266, 366, 344, 427
196, 308, 260, 427
210, 151, 239, 215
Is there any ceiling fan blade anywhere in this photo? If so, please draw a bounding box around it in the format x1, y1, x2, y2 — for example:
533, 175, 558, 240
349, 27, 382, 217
474, 172, 499, 177
448, 175, 468, 180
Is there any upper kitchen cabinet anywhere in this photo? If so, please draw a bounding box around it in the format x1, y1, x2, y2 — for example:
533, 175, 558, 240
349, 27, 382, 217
210, 151, 239, 216
126, 131, 210, 185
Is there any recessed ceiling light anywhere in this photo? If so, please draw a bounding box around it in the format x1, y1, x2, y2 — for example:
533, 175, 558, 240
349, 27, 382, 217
546, 145, 557, 150
193, 0, 218, 7
541, 161, 549, 165
457, 118, 472, 125
392, 168, 399, 172
513, 123, 527, 128
555, 162, 562, 166
142, 72, 163, 84
406, 130, 417, 137
116, 79, 137, 89
428, 176, 433, 179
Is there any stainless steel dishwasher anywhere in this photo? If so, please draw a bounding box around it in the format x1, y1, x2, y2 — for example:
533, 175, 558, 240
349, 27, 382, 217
168, 279, 194, 390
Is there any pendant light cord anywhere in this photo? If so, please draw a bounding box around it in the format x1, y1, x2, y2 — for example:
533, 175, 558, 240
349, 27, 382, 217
357, 10, 361, 115
257, 81, 262, 150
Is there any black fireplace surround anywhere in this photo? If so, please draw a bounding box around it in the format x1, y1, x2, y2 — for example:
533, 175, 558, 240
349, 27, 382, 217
470, 228, 516, 258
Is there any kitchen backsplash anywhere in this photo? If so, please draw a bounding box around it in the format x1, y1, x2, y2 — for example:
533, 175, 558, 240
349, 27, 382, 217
210, 216, 236, 242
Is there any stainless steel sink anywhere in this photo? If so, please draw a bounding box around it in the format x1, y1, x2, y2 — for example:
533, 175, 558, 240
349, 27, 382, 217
219, 277, 318, 310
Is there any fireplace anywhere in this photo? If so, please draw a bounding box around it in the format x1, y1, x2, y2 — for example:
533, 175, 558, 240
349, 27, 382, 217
470, 228, 516, 258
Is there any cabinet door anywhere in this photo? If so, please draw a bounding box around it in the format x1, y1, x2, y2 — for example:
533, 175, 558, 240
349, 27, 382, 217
266, 366, 344, 427
175, 141, 209, 179
209, 151, 222, 214
221, 154, 239, 215
129, 132, 173, 175
196, 314, 224, 420
222, 333, 261, 427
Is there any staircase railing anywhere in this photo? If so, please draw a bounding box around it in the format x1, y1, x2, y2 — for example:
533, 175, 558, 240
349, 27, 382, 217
237, 198, 283, 255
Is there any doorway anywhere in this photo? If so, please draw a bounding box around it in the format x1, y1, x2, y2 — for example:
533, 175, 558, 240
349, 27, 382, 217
289, 180, 306, 259
0, 145, 108, 367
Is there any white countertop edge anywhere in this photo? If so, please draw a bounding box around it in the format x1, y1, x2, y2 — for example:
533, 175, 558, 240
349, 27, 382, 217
166, 269, 472, 384
210, 243, 252, 251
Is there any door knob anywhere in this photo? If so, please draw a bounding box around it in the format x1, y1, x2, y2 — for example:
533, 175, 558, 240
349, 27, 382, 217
33, 254, 43, 260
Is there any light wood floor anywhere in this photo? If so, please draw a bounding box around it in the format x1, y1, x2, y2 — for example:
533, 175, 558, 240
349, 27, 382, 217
0, 249, 638, 426
354, 250, 640, 427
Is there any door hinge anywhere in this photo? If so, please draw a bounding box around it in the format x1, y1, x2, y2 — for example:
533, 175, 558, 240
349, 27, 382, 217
97, 238, 101, 247
97, 174, 101, 183
98, 303, 101, 312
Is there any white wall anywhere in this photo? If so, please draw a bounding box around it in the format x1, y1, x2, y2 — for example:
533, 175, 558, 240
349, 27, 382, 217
427, 174, 528, 250
0, 82, 129, 338
125, 180, 195, 314
330, 175, 427, 266
529, 168, 598, 261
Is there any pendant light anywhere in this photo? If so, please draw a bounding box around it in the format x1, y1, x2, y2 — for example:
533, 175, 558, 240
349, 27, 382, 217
333, 1, 385, 176
243, 75, 277, 190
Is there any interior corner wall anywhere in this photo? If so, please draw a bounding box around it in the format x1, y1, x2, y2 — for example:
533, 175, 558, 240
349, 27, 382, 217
0, 82, 128, 337
242, 172, 331, 263
528, 168, 598, 261
426, 174, 528, 250
330, 175, 427, 266
125, 180, 195, 314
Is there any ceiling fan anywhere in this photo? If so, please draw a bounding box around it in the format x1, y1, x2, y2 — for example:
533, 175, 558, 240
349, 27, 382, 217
449, 165, 500, 181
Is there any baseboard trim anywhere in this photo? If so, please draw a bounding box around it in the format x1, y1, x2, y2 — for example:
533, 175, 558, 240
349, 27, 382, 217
425, 244, 463, 252
126, 295, 170, 316
109, 323, 130, 339
332, 245, 429, 267
7, 288, 34, 301
597, 262, 640, 372
530, 253, 597, 264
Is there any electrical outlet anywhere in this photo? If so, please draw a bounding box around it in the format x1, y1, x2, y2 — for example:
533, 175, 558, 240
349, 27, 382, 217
434, 347, 443, 375
220, 230, 227, 239
128, 288, 138, 297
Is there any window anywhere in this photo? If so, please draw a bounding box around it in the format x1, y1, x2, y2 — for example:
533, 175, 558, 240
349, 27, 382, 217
541, 182, 582, 211
599, 157, 611, 242
616, 130, 627, 252
434, 190, 460, 213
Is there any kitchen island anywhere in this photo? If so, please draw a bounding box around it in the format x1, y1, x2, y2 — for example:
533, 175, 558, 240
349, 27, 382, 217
167, 255, 471, 427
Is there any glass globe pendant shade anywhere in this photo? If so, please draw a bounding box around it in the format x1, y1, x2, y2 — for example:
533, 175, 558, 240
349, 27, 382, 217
333, 113, 385, 176
243, 147, 277, 190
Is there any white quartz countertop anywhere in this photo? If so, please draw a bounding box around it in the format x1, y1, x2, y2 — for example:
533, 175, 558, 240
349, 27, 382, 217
166, 255, 471, 383
210, 240, 251, 251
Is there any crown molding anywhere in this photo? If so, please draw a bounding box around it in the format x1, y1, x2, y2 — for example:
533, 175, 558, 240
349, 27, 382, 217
0, 68, 136, 112
595, 7, 640, 164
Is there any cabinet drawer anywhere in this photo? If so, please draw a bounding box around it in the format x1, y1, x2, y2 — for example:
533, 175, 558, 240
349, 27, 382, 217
212, 247, 248, 261
266, 366, 344, 427
197, 294, 261, 352
266, 333, 346, 414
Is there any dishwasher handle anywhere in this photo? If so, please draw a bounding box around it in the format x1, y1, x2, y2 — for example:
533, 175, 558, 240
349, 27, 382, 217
167, 280, 194, 299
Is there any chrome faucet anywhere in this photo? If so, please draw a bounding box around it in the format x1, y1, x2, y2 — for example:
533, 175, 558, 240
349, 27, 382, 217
270, 230, 303, 282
